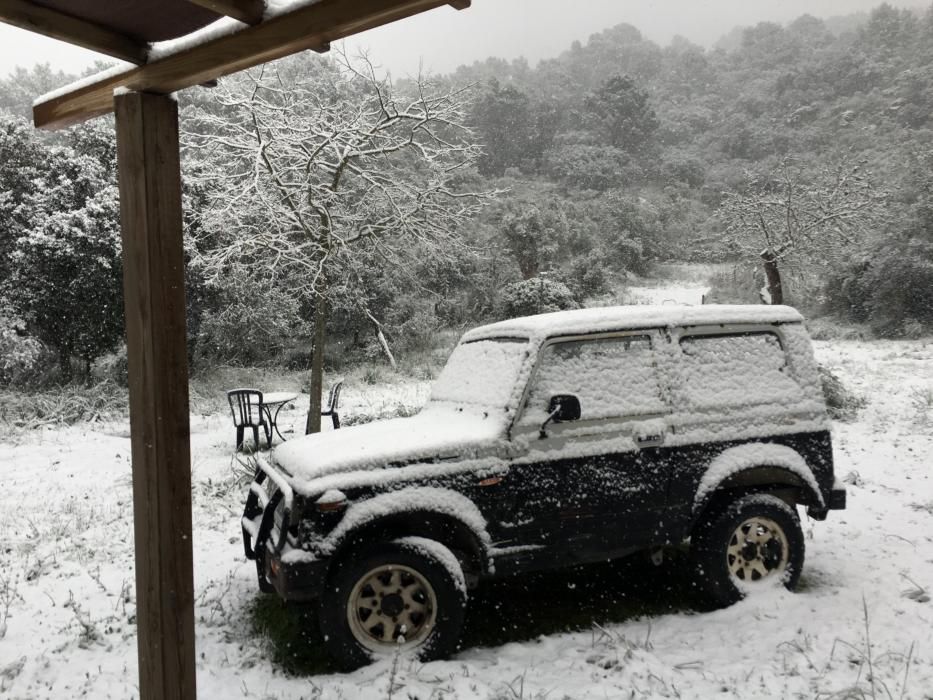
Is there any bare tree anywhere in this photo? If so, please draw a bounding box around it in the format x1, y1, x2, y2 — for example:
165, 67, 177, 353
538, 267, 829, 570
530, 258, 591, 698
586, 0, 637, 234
719, 156, 887, 304
185, 51, 491, 432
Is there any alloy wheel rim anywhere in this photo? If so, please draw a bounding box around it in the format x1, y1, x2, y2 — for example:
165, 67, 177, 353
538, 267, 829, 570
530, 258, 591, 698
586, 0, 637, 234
726, 516, 790, 583
347, 563, 437, 653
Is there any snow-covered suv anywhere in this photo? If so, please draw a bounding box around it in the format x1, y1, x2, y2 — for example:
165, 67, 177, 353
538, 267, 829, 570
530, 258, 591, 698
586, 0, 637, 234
242, 304, 846, 668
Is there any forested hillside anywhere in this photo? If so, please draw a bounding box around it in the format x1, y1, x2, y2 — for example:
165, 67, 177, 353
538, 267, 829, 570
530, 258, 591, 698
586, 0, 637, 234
454, 4, 933, 334
2, 3, 932, 385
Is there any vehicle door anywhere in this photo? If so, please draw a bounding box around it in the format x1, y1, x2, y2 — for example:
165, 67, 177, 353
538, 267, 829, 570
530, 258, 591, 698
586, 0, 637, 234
509, 331, 674, 560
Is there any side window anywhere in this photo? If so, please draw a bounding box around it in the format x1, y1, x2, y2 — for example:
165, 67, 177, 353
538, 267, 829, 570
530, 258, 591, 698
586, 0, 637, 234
520, 335, 666, 424
678, 332, 801, 408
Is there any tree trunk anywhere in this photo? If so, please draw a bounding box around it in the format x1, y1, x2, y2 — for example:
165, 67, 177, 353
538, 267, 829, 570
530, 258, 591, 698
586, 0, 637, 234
305, 293, 327, 434
761, 250, 783, 305
364, 308, 397, 370
58, 345, 72, 383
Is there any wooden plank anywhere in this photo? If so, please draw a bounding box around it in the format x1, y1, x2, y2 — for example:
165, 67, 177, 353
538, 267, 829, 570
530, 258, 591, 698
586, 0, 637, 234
115, 91, 196, 700
34, 0, 466, 129
0, 0, 148, 64
185, 0, 264, 25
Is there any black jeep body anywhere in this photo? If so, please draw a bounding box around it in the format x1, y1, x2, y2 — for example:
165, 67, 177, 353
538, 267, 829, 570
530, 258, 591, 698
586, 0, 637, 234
242, 304, 845, 666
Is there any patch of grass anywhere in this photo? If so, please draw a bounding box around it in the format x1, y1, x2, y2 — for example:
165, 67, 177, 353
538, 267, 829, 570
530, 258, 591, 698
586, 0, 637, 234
362, 366, 381, 385
250, 596, 334, 675
0, 378, 128, 429
909, 386, 933, 427
806, 316, 871, 341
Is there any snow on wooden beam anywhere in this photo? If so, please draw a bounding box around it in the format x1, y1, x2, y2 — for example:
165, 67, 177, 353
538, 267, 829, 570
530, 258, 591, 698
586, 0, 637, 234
33, 0, 468, 130
0, 0, 148, 64
185, 0, 265, 25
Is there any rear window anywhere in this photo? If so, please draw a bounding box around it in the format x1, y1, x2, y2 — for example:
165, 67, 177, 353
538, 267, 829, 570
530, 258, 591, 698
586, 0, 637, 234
678, 332, 802, 407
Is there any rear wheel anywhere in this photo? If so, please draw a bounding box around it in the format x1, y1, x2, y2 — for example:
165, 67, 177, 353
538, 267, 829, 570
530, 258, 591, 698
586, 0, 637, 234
690, 493, 804, 607
319, 538, 467, 669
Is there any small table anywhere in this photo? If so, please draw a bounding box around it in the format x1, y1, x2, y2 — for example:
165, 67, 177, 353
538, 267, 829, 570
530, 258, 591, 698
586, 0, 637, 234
262, 391, 299, 443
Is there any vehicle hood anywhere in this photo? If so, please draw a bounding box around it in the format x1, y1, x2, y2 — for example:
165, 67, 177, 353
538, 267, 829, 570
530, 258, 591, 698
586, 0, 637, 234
272, 403, 508, 490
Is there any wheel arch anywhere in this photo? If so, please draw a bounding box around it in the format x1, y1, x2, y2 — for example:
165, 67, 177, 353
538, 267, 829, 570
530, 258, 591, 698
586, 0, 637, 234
321, 487, 491, 582
692, 443, 824, 525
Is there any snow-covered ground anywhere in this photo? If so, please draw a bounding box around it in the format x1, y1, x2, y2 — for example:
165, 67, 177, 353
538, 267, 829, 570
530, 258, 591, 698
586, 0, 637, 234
2, 339, 933, 699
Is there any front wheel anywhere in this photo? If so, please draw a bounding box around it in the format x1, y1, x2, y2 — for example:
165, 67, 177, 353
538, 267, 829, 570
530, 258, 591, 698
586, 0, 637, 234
319, 537, 467, 669
690, 493, 804, 607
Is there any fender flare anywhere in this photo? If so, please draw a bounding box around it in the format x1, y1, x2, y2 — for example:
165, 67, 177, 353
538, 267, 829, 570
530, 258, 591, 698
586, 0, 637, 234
319, 486, 492, 567
693, 443, 825, 514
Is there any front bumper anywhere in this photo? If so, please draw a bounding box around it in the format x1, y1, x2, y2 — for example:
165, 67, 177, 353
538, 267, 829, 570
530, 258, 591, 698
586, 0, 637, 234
242, 456, 337, 600
261, 547, 329, 601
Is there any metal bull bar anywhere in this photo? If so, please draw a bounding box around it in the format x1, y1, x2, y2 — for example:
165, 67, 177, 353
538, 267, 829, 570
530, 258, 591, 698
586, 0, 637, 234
241, 456, 294, 591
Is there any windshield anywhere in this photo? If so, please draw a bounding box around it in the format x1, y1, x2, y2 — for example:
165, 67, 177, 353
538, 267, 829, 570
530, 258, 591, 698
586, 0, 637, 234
429, 338, 529, 408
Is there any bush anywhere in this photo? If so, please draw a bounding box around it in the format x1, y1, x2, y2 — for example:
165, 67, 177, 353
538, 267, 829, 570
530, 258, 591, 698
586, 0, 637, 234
6, 187, 124, 379
867, 239, 933, 337
195, 284, 302, 365
819, 365, 866, 421
824, 236, 933, 338
0, 313, 43, 386
497, 277, 579, 319
95, 346, 129, 387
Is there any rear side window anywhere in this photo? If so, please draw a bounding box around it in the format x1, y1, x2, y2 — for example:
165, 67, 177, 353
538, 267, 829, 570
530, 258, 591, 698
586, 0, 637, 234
520, 335, 666, 423
678, 332, 801, 408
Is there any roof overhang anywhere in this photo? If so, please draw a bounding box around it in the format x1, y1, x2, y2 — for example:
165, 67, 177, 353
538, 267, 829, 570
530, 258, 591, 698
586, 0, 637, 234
0, 0, 470, 130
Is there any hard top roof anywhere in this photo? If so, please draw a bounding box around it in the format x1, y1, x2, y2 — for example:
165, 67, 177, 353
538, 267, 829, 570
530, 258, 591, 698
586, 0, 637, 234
461, 304, 804, 342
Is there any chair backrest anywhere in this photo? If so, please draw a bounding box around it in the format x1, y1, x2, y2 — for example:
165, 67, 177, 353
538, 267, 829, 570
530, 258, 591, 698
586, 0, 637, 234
324, 379, 343, 413
227, 389, 264, 427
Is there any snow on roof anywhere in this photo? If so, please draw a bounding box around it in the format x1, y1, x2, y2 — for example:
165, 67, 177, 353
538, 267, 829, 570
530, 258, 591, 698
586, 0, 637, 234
461, 304, 804, 342
34, 0, 326, 107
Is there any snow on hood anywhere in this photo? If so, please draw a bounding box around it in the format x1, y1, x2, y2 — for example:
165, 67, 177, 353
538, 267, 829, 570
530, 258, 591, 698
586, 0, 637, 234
272, 403, 508, 490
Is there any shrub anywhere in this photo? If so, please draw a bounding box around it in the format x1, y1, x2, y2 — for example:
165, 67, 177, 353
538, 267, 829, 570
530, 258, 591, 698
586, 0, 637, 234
0, 313, 43, 386
562, 253, 611, 302
194, 283, 302, 365
819, 365, 866, 421
6, 187, 124, 379
497, 277, 579, 318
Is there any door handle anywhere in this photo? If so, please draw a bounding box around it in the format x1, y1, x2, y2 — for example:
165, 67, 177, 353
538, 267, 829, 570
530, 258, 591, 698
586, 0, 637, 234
635, 434, 664, 447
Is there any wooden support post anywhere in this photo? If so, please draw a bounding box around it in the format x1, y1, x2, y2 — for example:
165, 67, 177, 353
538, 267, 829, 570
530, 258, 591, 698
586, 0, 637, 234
115, 91, 197, 700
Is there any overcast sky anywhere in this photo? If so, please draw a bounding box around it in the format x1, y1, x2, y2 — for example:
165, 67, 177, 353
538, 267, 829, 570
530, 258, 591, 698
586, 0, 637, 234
0, 0, 923, 82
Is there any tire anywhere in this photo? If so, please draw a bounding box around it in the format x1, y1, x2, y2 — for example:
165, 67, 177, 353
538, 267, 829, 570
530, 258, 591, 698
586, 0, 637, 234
690, 493, 804, 607
318, 538, 467, 670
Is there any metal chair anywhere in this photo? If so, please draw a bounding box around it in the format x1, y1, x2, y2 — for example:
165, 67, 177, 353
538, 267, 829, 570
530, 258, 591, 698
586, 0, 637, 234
321, 379, 343, 429
227, 388, 272, 451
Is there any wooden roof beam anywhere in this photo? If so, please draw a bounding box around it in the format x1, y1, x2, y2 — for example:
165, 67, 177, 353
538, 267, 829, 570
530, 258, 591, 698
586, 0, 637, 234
33, 0, 469, 130
0, 0, 148, 64
184, 0, 265, 26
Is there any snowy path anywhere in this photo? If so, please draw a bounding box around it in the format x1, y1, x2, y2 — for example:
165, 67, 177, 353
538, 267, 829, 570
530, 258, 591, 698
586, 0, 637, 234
622, 284, 708, 306
2, 341, 933, 698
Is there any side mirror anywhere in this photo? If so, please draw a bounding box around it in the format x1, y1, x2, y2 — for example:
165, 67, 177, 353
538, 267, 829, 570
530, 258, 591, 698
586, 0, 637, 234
539, 394, 581, 438
547, 394, 581, 422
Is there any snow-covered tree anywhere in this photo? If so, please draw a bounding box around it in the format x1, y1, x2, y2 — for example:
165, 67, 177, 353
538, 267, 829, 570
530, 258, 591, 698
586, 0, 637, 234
6, 186, 123, 380
719, 156, 887, 305
184, 52, 491, 432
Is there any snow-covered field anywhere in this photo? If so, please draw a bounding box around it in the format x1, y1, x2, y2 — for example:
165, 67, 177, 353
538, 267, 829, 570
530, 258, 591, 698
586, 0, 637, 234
2, 339, 933, 699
